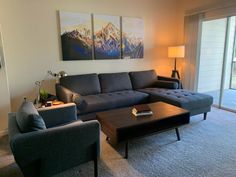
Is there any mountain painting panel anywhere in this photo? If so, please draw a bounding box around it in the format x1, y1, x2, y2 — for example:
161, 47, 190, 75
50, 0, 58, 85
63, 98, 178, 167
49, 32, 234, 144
59, 11, 93, 60
93, 14, 121, 59
122, 17, 144, 59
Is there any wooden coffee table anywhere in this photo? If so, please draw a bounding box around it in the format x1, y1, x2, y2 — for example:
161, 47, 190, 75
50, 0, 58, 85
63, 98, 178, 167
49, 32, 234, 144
96, 102, 190, 159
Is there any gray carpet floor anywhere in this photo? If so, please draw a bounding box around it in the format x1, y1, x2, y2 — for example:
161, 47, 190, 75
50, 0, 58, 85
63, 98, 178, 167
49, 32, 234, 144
1, 107, 236, 177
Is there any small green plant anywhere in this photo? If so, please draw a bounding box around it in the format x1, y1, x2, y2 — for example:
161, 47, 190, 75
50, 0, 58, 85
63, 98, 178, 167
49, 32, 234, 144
40, 89, 48, 103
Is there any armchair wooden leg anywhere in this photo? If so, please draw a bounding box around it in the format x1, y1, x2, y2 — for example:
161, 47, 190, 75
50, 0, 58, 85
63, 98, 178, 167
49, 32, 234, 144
94, 142, 98, 177
94, 156, 98, 177
125, 141, 129, 159
204, 113, 207, 120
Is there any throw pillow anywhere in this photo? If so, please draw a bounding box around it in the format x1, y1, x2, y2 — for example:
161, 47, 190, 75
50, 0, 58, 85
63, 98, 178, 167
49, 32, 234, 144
16, 101, 46, 133
26, 114, 47, 131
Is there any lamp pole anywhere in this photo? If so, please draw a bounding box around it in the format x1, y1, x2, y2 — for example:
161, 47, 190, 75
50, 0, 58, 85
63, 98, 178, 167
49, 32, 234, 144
171, 57, 180, 79
168, 45, 185, 80
174, 57, 177, 71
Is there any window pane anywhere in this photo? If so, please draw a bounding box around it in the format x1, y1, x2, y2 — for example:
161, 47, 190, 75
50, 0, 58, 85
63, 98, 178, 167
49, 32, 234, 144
197, 18, 227, 106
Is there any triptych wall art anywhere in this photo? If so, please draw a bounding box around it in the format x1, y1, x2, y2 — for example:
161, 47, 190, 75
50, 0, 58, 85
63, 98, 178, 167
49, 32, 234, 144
59, 11, 144, 60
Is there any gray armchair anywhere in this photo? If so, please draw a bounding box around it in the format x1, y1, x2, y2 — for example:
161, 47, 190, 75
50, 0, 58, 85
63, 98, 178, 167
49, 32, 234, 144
8, 103, 100, 177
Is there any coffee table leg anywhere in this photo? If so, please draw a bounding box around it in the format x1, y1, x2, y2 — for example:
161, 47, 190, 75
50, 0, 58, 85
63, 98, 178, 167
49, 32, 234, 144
125, 141, 129, 159
175, 128, 181, 141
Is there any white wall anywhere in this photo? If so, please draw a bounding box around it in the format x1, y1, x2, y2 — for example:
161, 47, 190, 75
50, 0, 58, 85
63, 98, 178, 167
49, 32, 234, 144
0, 0, 179, 131
0, 28, 11, 132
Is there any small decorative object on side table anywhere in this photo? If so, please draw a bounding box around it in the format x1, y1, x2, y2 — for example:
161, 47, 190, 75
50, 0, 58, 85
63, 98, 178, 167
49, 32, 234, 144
52, 100, 64, 106
35, 100, 64, 109
168, 45, 185, 79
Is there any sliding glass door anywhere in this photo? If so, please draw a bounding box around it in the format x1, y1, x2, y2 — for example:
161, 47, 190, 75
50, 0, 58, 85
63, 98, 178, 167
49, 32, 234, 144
230, 59, 236, 89
230, 33, 236, 90
197, 18, 227, 106
197, 16, 236, 111
221, 17, 236, 110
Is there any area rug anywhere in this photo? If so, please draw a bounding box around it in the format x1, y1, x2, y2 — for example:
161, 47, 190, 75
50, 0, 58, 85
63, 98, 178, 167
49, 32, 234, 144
1, 107, 236, 177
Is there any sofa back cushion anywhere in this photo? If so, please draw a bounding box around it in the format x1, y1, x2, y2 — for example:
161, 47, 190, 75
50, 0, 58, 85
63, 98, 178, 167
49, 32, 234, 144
60, 73, 101, 96
16, 101, 46, 133
99, 72, 133, 93
129, 70, 157, 89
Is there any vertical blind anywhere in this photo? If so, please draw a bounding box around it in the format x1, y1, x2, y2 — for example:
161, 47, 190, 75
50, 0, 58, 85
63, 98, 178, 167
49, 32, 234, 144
183, 3, 236, 90
183, 13, 204, 90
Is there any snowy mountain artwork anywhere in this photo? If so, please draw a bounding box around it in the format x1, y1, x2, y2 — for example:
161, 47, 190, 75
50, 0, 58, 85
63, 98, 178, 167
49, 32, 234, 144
122, 17, 144, 59
59, 11, 144, 60
93, 14, 121, 59
59, 11, 93, 60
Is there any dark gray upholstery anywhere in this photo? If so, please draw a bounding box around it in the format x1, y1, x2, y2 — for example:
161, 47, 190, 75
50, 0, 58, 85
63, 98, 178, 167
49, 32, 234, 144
79, 90, 149, 114
16, 102, 46, 133
138, 88, 213, 116
157, 75, 182, 89
8, 103, 100, 177
129, 70, 157, 89
55, 84, 74, 103
55, 84, 87, 111
72, 93, 88, 111
154, 80, 178, 89
27, 114, 47, 131
38, 103, 78, 128
157, 75, 180, 83
59, 73, 101, 96
56, 70, 213, 120
99, 72, 132, 93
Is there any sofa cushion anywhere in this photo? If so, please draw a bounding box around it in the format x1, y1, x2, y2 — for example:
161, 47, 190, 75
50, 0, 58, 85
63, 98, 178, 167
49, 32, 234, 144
79, 90, 149, 114
129, 70, 157, 89
16, 102, 46, 133
27, 114, 47, 131
99, 72, 133, 93
59, 73, 101, 96
138, 88, 213, 111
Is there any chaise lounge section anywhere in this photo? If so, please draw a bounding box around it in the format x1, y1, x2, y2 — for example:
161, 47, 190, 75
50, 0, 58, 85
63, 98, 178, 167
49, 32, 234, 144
56, 70, 213, 121
129, 70, 213, 119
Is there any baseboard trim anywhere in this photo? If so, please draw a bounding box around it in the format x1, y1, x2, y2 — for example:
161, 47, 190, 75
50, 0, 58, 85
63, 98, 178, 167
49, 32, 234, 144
0, 129, 8, 136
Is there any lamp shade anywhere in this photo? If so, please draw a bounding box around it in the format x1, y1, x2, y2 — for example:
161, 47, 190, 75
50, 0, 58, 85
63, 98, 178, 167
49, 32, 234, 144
168, 45, 185, 58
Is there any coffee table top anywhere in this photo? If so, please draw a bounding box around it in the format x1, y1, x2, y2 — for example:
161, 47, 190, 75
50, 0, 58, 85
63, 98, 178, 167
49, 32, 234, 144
96, 102, 189, 130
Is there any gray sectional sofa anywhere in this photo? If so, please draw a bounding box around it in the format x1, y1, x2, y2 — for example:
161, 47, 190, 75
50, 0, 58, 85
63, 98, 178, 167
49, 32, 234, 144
56, 70, 213, 121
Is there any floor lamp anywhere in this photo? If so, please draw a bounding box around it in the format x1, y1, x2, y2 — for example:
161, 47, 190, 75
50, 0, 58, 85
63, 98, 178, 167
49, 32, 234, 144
168, 45, 185, 79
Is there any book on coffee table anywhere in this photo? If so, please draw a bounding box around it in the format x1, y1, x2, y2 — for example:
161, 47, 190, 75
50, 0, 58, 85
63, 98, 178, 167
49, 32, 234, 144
132, 104, 153, 117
